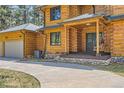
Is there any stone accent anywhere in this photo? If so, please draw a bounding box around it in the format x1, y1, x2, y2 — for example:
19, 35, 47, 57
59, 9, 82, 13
44, 53, 61, 59
111, 57, 124, 63
54, 56, 110, 65
44, 52, 67, 59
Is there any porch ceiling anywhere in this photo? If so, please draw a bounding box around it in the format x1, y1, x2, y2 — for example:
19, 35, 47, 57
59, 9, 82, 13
71, 22, 96, 29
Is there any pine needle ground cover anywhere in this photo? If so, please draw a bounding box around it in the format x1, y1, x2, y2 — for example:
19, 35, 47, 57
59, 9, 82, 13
0, 69, 40, 88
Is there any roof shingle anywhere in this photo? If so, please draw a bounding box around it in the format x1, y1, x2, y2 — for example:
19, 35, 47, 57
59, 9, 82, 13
0, 23, 42, 33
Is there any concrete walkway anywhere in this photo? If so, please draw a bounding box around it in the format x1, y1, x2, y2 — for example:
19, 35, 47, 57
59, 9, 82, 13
0, 58, 124, 88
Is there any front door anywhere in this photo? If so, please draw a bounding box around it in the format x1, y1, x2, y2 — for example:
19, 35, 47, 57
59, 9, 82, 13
86, 33, 96, 54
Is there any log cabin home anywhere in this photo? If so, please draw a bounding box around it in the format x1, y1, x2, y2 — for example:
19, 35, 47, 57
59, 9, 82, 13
37, 5, 124, 58
0, 5, 124, 62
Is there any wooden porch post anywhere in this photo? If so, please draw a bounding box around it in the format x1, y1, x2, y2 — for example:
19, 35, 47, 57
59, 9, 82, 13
96, 20, 100, 56
70, 27, 78, 52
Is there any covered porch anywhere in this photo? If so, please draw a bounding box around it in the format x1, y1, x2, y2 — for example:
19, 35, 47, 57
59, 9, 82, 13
63, 14, 110, 56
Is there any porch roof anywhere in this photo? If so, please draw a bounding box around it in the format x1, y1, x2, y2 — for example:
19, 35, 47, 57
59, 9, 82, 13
106, 14, 124, 21
39, 14, 105, 31
40, 24, 62, 30
62, 14, 104, 24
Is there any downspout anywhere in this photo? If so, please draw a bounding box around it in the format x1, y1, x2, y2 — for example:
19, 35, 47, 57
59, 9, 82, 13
43, 10, 46, 27
20, 30, 26, 58
40, 9, 47, 58
92, 5, 95, 14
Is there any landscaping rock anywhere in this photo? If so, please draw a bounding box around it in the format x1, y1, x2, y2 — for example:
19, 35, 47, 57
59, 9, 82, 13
111, 57, 124, 63
54, 57, 110, 65
43, 54, 111, 65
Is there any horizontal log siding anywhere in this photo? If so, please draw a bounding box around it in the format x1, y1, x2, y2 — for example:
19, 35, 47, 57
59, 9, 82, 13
69, 6, 82, 18
25, 31, 37, 58
69, 5, 93, 18
95, 5, 112, 15
104, 24, 111, 53
112, 5, 124, 15
111, 20, 124, 56
44, 26, 66, 54
81, 6, 93, 14
69, 5, 112, 18
77, 29, 83, 52
36, 32, 45, 51
69, 28, 78, 52
0, 31, 23, 41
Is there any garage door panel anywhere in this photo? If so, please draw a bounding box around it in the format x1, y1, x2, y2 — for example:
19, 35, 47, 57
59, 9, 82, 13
5, 40, 23, 58
0, 42, 4, 57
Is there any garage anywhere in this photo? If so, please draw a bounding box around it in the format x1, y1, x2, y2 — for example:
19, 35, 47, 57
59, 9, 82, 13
5, 40, 24, 58
0, 23, 41, 58
0, 42, 4, 57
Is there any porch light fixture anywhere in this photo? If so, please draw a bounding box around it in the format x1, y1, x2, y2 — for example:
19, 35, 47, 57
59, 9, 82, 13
86, 23, 91, 26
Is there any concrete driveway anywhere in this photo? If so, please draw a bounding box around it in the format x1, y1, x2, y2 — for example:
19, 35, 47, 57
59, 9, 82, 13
0, 58, 124, 88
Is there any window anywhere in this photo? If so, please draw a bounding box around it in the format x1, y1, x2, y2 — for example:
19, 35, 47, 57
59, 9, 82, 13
50, 32, 61, 45
50, 6, 61, 21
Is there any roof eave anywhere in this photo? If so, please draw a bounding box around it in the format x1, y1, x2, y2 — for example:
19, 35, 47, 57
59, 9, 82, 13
106, 14, 124, 22
61, 15, 104, 25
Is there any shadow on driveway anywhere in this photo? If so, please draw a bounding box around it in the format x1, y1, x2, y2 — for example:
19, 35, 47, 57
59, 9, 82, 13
0, 57, 19, 61
40, 62, 95, 70
0, 57, 95, 71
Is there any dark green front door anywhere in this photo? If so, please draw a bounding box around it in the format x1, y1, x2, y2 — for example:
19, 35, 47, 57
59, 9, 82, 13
86, 33, 96, 54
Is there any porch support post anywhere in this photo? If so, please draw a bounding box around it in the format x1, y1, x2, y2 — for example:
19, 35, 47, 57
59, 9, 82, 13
64, 25, 69, 54
96, 20, 100, 56
70, 27, 78, 52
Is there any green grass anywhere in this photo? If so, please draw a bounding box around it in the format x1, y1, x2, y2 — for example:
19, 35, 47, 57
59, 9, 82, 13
0, 69, 40, 88
85, 63, 124, 77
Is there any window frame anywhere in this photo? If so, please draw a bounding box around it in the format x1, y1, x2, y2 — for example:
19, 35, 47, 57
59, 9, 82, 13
50, 32, 61, 46
50, 6, 61, 21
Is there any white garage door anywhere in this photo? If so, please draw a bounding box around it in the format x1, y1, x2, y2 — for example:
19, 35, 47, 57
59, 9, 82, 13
5, 40, 24, 58
0, 42, 4, 57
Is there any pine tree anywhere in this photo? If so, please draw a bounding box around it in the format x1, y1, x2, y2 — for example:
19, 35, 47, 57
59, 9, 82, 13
0, 5, 12, 30
0, 5, 43, 31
